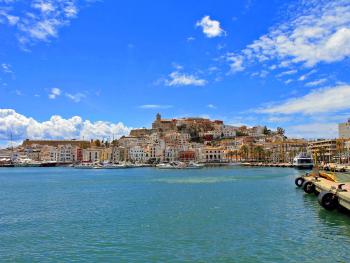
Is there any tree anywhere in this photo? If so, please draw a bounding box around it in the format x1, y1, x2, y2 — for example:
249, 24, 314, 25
240, 145, 249, 161
265, 150, 272, 163
318, 147, 326, 164
253, 146, 265, 161
336, 139, 345, 164
111, 139, 119, 146
94, 139, 101, 147
226, 150, 235, 161
263, 126, 271, 135
276, 127, 285, 136
236, 131, 247, 137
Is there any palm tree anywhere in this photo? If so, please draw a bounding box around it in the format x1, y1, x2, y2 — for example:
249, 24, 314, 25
240, 145, 249, 161
276, 127, 285, 136
254, 146, 265, 161
336, 139, 344, 164
234, 150, 239, 161
226, 150, 234, 162
318, 147, 326, 164
265, 150, 272, 163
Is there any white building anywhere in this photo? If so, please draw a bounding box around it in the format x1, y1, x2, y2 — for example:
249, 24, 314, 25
57, 144, 74, 163
111, 146, 126, 163
164, 146, 178, 162
202, 147, 225, 162
147, 144, 164, 161
222, 125, 237, 138
248, 126, 265, 137
128, 146, 147, 162
40, 145, 58, 162
83, 148, 102, 162
339, 119, 350, 139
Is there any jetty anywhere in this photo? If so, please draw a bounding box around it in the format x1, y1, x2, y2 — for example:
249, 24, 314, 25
295, 170, 350, 211
242, 162, 293, 168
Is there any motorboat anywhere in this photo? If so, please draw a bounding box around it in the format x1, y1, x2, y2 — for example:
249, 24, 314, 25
184, 162, 205, 169
293, 153, 314, 169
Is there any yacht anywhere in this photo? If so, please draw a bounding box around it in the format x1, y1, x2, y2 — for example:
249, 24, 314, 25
185, 162, 205, 169
74, 163, 101, 169
102, 163, 128, 169
13, 158, 41, 167
156, 163, 177, 169
293, 153, 314, 169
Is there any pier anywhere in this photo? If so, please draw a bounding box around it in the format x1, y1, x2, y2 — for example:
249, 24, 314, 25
242, 162, 293, 168
295, 171, 350, 211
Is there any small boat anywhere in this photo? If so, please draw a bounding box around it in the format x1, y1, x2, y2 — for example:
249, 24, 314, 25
293, 153, 314, 169
14, 160, 41, 167
184, 162, 204, 169
102, 163, 128, 169
74, 163, 96, 169
156, 163, 177, 169
227, 162, 242, 166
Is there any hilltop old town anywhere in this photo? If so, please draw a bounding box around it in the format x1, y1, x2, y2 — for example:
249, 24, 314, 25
1, 114, 350, 166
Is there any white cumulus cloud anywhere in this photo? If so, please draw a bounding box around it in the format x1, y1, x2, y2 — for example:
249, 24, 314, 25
48, 87, 61, 99
228, 0, 350, 72
0, 109, 131, 145
196, 15, 225, 38
227, 53, 244, 73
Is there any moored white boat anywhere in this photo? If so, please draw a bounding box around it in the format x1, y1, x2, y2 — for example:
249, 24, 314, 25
293, 153, 314, 169
184, 162, 204, 169
156, 163, 177, 169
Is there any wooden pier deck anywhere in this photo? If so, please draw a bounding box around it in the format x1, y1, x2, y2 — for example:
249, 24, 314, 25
299, 173, 350, 211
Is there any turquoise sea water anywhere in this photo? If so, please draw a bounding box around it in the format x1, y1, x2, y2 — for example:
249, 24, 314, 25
1, 167, 350, 262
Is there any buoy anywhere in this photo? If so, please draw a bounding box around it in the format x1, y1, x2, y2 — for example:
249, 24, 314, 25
318, 191, 338, 211
295, 177, 304, 187
302, 181, 315, 194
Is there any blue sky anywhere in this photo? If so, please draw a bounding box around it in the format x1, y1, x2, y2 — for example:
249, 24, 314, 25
1, 0, 350, 146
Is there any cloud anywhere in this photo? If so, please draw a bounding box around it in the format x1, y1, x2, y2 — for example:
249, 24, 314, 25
48, 87, 61, 99
0, 10, 19, 25
15, 89, 22, 96
266, 116, 291, 123
196, 15, 225, 38
164, 71, 207, 86
187, 36, 195, 42
0, 109, 131, 145
0, 0, 83, 47
229, 1, 350, 72
298, 69, 317, 81
227, 53, 244, 73
139, 104, 173, 109
32, 1, 55, 13
305, 78, 327, 87
207, 104, 217, 109
276, 69, 298, 77
286, 123, 338, 139
257, 84, 350, 114
1, 63, 13, 74
65, 92, 86, 102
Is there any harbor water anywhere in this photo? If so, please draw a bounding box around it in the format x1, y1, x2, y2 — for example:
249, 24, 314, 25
1, 167, 350, 262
